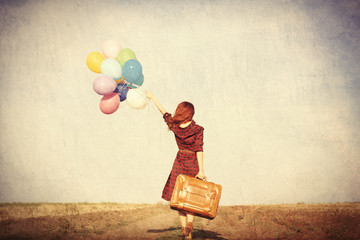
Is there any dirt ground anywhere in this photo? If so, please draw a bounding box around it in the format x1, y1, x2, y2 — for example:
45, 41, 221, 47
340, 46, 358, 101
1, 202, 360, 239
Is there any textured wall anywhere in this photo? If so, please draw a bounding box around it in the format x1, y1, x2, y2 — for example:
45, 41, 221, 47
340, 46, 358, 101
0, 0, 359, 205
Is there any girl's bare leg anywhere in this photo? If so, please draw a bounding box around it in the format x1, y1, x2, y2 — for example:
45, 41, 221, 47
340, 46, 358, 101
185, 213, 195, 239
178, 210, 187, 227
186, 213, 194, 223
178, 211, 188, 238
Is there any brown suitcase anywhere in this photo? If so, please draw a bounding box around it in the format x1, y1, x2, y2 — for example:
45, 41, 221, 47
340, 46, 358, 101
170, 174, 222, 219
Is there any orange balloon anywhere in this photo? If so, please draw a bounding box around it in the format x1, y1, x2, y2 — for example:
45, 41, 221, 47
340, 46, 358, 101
115, 76, 125, 84
86, 51, 105, 73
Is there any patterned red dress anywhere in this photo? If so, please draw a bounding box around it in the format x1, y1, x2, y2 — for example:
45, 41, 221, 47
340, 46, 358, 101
161, 112, 204, 201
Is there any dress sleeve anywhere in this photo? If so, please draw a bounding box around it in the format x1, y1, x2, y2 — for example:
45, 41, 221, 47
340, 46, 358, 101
193, 127, 204, 152
163, 112, 172, 128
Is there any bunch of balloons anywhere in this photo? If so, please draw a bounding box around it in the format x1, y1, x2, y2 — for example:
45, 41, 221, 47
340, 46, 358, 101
86, 39, 147, 114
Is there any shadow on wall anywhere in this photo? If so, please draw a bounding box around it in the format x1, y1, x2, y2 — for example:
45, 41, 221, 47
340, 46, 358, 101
0, 0, 28, 8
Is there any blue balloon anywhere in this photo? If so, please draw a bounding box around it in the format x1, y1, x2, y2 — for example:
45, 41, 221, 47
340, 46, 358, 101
114, 82, 129, 101
126, 73, 144, 89
123, 59, 142, 83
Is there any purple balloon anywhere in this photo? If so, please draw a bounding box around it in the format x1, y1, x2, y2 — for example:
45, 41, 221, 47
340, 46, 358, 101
93, 75, 117, 95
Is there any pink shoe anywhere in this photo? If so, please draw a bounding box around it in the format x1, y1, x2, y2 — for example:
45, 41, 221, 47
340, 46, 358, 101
185, 222, 193, 239
182, 226, 187, 239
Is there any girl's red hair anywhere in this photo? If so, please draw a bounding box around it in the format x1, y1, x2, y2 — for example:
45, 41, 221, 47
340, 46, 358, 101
168, 101, 195, 129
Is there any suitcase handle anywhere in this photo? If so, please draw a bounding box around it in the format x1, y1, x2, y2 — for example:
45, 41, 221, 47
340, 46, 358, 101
195, 175, 207, 181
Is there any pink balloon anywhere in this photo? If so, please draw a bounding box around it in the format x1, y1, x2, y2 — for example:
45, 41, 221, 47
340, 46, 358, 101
99, 92, 120, 114
102, 39, 121, 59
93, 75, 117, 95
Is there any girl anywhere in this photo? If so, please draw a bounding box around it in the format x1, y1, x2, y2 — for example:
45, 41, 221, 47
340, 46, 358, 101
146, 91, 205, 240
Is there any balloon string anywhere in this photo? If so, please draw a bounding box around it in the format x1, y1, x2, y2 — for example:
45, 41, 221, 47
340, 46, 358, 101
125, 80, 140, 88
117, 84, 129, 92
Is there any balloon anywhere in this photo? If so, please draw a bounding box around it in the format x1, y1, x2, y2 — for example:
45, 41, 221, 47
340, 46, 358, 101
115, 76, 125, 84
99, 92, 120, 114
86, 52, 105, 73
101, 59, 122, 80
117, 48, 136, 67
123, 59, 142, 84
114, 82, 129, 101
126, 73, 144, 89
93, 75, 117, 95
126, 88, 147, 110
102, 39, 121, 59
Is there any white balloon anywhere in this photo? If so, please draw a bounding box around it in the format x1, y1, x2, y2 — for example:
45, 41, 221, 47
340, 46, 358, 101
102, 38, 121, 59
126, 88, 147, 110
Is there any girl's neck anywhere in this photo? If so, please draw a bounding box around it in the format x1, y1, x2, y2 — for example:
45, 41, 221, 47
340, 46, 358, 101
179, 121, 191, 128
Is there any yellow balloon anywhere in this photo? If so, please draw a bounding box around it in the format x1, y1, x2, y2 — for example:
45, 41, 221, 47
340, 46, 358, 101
86, 52, 105, 73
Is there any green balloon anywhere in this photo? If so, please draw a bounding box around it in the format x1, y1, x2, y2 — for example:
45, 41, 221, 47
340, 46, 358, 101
117, 48, 136, 67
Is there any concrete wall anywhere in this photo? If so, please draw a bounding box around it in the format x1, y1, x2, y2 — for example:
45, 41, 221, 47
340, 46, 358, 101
0, 0, 359, 205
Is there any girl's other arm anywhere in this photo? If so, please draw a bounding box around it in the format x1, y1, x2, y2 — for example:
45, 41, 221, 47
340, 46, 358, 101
196, 151, 205, 179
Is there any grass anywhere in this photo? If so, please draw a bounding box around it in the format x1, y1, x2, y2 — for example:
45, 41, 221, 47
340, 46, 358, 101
0, 202, 360, 239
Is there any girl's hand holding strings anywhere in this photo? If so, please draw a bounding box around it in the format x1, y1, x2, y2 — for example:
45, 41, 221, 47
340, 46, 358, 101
146, 91, 155, 100
145, 91, 166, 115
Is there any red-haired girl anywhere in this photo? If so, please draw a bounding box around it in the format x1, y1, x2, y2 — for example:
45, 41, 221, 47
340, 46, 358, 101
146, 91, 205, 239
